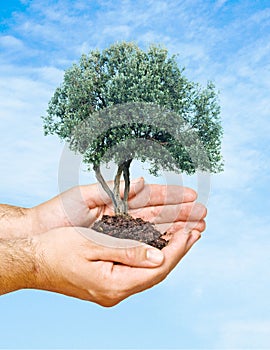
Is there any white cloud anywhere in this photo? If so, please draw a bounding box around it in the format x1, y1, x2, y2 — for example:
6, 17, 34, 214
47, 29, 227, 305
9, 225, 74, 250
215, 0, 228, 9
250, 8, 270, 24
1, 0, 268, 211
0, 63, 65, 205
102, 24, 131, 39
0, 35, 24, 49
76, 41, 92, 55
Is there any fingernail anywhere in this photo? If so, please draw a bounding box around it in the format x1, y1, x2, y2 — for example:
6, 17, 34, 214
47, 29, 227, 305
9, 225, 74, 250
146, 248, 164, 264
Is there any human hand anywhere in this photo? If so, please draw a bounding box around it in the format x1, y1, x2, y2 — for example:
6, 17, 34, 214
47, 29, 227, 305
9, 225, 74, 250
30, 178, 206, 236
31, 225, 201, 306
0, 181, 206, 301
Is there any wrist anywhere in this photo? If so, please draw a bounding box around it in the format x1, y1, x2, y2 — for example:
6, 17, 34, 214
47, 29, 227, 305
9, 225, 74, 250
27, 205, 47, 235
0, 204, 35, 239
0, 237, 39, 295
30, 196, 70, 235
29, 234, 53, 293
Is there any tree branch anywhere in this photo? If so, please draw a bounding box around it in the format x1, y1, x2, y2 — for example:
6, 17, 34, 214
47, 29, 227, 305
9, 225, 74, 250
94, 164, 117, 211
113, 164, 124, 214
122, 159, 132, 214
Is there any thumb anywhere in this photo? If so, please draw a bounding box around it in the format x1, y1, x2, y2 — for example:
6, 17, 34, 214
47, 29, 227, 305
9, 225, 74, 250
99, 244, 165, 267
78, 227, 164, 267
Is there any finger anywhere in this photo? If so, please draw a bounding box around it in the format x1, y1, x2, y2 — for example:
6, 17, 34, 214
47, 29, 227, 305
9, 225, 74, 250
160, 228, 200, 272
98, 244, 164, 268
81, 177, 145, 208
130, 202, 207, 224
76, 227, 164, 267
156, 220, 206, 234
185, 229, 201, 253
120, 177, 145, 199
128, 184, 197, 209
110, 228, 196, 294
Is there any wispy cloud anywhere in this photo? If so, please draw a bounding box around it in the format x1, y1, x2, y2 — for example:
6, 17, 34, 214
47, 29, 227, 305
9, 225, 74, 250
0, 35, 24, 49
215, 0, 228, 10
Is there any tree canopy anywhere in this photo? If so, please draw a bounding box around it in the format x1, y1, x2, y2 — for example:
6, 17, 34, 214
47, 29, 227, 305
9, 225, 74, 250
43, 41, 223, 214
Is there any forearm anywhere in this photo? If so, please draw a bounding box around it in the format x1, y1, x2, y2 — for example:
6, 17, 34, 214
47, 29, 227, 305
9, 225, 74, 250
0, 204, 34, 239
0, 237, 37, 295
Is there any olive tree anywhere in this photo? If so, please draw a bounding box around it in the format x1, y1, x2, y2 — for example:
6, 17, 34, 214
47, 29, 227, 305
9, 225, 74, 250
43, 42, 223, 215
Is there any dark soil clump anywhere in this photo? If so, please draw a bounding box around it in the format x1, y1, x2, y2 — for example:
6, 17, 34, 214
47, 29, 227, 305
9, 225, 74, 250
92, 215, 169, 249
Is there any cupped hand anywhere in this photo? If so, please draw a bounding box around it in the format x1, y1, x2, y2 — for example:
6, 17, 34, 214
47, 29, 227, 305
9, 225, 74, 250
32, 225, 201, 306
30, 178, 206, 236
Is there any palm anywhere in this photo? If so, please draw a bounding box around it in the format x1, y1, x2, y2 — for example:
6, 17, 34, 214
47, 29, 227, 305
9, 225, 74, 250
35, 181, 206, 236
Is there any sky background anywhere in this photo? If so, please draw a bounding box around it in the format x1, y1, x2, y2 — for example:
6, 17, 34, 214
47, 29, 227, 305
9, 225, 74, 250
0, 0, 270, 348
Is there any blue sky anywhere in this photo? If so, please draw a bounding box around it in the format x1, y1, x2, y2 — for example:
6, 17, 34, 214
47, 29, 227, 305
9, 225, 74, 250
0, 0, 270, 348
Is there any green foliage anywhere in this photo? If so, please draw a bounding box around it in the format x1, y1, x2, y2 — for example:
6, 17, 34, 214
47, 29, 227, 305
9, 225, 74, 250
43, 41, 223, 175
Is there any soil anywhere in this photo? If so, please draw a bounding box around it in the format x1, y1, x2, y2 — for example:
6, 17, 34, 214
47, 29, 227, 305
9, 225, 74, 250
92, 214, 169, 249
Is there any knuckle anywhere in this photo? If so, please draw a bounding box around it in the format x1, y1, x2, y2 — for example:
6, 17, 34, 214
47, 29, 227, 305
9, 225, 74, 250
161, 185, 168, 202
150, 206, 161, 222
124, 247, 137, 262
179, 203, 190, 219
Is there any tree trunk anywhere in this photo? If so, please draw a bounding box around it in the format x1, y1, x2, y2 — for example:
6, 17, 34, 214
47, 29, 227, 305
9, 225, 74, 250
122, 159, 132, 213
113, 163, 125, 214
94, 160, 132, 216
94, 164, 117, 212
113, 159, 132, 215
